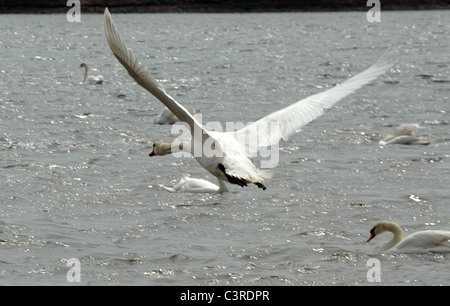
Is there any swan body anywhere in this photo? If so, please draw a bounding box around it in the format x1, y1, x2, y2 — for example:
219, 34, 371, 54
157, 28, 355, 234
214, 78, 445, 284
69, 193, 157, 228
159, 175, 223, 193
80, 62, 104, 84
104, 8, 396, 191
367, 221, 450, 253
379, 123, 432, 145
154, 107, 180, 125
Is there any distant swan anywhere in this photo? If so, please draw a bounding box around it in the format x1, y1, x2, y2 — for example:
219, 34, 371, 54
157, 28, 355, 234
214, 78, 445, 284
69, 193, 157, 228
379, 123, 432, 145
159, 175, 224, 193
80, 62, 104, 84
104, 8, 396, 191
154, 107, 180, 125
367, 221, 450, 253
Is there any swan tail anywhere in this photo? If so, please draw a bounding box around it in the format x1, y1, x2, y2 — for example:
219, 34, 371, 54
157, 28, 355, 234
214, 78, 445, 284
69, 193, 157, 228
253, 169, 274, 190
257, 168, 275, 181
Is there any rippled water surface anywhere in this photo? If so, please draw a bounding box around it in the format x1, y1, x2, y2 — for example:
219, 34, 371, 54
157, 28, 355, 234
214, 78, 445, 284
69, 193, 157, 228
1, 10, 449, 285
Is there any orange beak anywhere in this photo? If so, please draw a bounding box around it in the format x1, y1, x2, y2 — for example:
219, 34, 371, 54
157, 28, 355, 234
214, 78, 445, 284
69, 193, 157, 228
367, 228, 376, 242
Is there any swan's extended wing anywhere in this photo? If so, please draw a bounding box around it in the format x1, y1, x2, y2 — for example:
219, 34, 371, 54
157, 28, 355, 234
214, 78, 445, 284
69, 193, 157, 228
104, 8, 197, 131
229, 50, 397, 156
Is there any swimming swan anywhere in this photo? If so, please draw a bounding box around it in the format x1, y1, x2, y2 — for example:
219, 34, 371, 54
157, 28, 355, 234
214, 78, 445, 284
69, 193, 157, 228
104, 8, 396, 191
154, 107, 180, 125
159, 175, 222, 193
367, 221, 450, 253
379, 123, 432, 145
80, 62, 104, 84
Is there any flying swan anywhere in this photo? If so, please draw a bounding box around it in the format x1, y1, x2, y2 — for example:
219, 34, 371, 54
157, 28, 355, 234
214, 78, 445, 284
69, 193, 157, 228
80, 62, 104, 84
367, 221, 450, 253
104, 8, 397, 192
379, 123, 432, 145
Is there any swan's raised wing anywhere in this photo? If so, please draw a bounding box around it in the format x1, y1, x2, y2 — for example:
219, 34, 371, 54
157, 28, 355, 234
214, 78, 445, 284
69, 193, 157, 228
229, 50, 397, 156
103, 8, 198, 131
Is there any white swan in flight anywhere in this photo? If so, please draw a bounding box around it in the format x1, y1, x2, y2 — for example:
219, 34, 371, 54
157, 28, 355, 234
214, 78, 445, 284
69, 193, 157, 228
104, 8, 396, 191
367, 221, 450, 253
159, 175, 222, 193
379, 123, 432, 145
80, 62, 104, 84
154, 107, 180, 125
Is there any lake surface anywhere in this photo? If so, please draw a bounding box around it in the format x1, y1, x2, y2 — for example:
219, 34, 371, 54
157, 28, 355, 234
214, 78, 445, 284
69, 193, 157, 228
0, 10, 449, 285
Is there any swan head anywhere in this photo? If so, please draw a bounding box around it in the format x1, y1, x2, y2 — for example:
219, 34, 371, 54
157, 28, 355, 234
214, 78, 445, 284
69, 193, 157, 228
80, 62, 88, 69
367, 222, 392, 242
367, 221, 402, 242
149, 140, 171, 157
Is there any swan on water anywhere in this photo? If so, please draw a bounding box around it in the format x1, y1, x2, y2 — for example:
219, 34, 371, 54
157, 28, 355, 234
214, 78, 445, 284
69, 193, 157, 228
154, 107, 180, 125
159, 175, 224, 193
80, 62, 104, 84
379, 123, 432, 145
367, 221, 450, 253
104, 8, 397, 192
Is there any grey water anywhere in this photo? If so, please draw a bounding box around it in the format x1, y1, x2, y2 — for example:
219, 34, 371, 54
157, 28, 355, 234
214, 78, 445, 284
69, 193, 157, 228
0, 10, 449, 286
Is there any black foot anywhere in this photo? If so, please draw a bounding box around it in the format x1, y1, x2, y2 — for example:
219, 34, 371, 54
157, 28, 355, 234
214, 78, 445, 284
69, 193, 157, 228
255, 183, 266, 190
218, 163, 248, 188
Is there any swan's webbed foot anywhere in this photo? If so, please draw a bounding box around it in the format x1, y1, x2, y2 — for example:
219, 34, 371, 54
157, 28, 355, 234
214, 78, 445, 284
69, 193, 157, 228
218, 163, 266, 190
218, 163, 248, 188
255, 183, 267, 191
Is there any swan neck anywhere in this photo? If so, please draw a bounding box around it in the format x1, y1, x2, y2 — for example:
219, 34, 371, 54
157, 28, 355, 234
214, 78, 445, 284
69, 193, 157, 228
389, 222, 404, 241
83, 65, 88, 82
382, 222, 404, 250
157, 141, 191, 156
170, 141, 192, 154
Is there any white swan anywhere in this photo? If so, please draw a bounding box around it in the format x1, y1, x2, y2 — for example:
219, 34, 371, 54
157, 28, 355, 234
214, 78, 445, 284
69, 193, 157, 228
80, 62, 104, 84
154, 107, 180, 125
159, 175, 222, 193
367, 221, 450, 253
104, 8, 396, 191
379, 123, 432, 145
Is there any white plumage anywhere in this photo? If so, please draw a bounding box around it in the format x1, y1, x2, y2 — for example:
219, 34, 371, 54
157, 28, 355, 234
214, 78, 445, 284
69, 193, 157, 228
379, 123, 432, 145
368, 221, 450, 253
159, 175, 222, 193
104, 8, 396, 192
80, 62, 104, 84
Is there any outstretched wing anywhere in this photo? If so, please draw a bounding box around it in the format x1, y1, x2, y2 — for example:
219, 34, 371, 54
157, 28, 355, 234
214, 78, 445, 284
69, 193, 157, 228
229, 49, 397, 156
103, 8, 199, 132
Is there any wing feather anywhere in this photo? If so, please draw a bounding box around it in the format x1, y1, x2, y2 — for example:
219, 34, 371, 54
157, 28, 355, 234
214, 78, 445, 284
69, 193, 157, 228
230, 49, 398, 155
103, 8, 198, 131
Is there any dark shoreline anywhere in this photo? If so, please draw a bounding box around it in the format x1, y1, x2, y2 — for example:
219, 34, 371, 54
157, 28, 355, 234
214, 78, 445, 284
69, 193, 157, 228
1, 1, 450, 14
